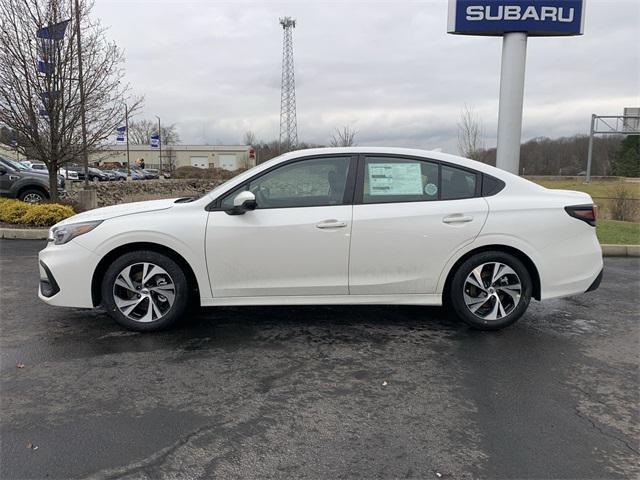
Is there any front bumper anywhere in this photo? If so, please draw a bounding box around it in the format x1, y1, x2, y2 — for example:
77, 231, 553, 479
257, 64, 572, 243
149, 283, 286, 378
38, 240, 100, 308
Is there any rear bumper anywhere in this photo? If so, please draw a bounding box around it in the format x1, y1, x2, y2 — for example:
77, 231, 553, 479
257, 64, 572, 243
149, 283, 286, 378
539, 231, 603, 300
586, 268, 603, 293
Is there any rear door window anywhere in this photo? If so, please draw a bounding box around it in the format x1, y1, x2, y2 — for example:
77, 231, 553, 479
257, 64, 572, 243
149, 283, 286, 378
362, 157, 439, 204
441, 165, 477, 200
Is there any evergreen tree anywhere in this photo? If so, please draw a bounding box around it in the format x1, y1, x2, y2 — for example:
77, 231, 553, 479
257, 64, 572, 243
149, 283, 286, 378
612, 136, 640, 177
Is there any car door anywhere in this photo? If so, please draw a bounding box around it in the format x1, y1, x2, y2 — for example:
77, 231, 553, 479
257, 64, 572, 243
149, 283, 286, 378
349, 155, 489, 295
0, 161, 16, 196
206, 155, 356, 297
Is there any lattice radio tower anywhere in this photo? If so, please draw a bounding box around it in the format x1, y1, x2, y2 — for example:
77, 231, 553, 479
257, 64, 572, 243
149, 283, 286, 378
279, 17, 298, 151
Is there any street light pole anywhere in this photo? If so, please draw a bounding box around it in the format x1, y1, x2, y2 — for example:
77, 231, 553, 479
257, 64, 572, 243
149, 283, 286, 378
73, 0, 89, 188
155, 115, 162, 173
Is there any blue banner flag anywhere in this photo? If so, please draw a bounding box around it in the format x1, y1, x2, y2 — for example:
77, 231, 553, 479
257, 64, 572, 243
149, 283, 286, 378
116, 127, 126, 143
37, 60, 54, 74
10, 139, 18, 147
150, 134, 160, 148
36, 20, 70, 40
38, 108, 48, 117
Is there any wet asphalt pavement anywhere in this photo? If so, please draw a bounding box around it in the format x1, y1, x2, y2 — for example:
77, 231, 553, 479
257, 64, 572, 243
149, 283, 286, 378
0, 239, 638, 480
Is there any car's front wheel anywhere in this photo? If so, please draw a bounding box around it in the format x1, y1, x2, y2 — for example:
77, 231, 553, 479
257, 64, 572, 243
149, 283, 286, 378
449, 251, 532, 330
101, 250, 189, 331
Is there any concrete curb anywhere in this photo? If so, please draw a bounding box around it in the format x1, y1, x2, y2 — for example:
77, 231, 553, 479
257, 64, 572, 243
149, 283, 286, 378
0, 227, 638, 256
601, 244, 640, 257
0, 227, 48, 240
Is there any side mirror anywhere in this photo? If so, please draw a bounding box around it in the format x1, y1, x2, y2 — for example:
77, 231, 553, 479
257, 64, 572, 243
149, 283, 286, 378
0, 165, 7, 175
226, 190, 257, 215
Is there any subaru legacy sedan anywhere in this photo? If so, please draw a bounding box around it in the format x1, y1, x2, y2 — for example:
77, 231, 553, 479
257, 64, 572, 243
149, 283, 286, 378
38, 148, 603, 331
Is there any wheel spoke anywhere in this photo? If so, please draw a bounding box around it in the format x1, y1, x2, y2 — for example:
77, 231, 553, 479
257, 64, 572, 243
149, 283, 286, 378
142, 264, 161, 284
465, 294, 491, 313
485, 295, 506, 320
492, 264, 517, 286
468, 266, 487, 291
138, 298, 154, 322
498, 285, 521, 303
150, 285, 175, 304
118, 265, 136, 291
115, 277, 137, 293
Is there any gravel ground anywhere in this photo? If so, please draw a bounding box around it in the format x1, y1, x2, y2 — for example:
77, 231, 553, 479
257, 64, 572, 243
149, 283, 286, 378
0, 239, 638, 479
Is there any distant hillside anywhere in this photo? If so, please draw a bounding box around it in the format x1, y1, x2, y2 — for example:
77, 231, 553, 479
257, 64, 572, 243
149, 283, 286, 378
476, 135, 624, 176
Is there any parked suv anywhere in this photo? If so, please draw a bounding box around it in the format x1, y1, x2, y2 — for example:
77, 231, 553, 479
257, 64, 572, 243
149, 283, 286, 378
0, 156, 65, 203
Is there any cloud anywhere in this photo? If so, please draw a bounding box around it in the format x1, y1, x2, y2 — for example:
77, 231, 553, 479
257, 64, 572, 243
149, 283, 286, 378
95, 0, 639, 154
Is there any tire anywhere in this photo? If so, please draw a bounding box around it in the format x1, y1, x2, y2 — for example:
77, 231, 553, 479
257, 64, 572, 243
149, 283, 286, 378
18, 188, 47, 203
101, 250, 190, 331
449, 251, 532, 331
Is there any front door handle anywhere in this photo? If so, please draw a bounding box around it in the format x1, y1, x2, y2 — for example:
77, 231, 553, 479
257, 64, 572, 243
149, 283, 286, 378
316, 219, 347, 229
443, 215, 474, 224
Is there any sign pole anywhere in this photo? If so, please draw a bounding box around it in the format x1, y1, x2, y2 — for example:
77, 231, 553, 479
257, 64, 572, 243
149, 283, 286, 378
586, 113, 595, 183
496, 32, 528, 175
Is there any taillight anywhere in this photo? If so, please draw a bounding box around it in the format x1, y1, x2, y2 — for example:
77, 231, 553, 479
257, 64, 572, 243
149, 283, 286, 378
565, 204, 597, 227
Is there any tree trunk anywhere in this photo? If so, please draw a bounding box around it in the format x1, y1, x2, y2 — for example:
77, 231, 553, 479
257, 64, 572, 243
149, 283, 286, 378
49, 166, 58, 203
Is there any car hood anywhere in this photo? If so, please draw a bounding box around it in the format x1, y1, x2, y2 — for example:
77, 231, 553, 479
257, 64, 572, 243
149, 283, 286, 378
56, 198, 178, 226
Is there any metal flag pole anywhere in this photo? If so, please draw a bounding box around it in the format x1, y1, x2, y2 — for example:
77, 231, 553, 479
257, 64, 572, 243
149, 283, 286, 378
125, 103, 131, 179
155, 115, 162, 173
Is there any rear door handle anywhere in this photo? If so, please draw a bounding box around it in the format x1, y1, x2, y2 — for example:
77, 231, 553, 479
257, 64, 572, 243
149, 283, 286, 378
443, 215, 474, 224
316, 220, 348, 229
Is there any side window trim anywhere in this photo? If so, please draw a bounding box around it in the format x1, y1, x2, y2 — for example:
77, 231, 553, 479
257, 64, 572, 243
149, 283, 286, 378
206, 154, 358, 211
354, 153, 483, 205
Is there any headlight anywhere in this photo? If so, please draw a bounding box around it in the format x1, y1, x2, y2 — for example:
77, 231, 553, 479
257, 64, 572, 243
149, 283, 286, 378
49, 221, 102, 245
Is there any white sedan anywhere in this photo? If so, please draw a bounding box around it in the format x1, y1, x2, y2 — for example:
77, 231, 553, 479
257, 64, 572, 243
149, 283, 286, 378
38, 147, 603, 331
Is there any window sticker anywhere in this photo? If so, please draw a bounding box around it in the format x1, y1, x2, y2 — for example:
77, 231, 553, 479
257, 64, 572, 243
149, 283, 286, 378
368, 163, 423, 196
424, 183, 438, 196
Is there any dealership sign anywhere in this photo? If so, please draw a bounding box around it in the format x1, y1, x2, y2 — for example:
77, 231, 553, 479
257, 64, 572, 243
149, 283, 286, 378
448, 0, 586, 36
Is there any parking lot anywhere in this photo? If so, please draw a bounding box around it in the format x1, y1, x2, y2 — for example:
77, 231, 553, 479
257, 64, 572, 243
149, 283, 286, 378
0, 239, 638, 479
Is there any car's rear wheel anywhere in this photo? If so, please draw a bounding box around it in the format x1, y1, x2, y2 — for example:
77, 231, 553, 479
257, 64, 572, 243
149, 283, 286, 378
18, 189, 47, 203
101, 251, 189, 331
449, 251, 532, 330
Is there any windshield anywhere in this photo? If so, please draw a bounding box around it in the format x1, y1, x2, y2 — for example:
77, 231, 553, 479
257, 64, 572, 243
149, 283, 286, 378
3, 158, 29, 170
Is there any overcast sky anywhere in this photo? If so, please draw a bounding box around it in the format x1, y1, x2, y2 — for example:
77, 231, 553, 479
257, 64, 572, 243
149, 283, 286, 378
94, 0, 639, 153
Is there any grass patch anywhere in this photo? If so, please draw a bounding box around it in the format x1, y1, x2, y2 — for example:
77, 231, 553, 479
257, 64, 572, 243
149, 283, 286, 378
532, 179, 640, 199
532, 179, 640, 222
597, 220, 640, 245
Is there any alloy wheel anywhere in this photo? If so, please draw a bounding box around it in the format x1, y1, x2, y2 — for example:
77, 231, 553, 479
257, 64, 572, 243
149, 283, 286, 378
463, 262, 522, 320
112, 262, 176, 323
22, 193, 44, 203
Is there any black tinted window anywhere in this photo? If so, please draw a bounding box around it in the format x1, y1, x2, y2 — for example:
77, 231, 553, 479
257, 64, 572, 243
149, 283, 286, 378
441, 165, 477, 200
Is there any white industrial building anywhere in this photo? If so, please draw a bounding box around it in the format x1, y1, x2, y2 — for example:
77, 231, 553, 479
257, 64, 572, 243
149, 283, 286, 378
92, 144, 255, 171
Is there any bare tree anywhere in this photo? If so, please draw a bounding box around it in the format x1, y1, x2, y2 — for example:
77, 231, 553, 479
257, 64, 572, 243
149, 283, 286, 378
457, 105, 485, 160
163, 146, 176, 172
329, 125, 358, 147
0, 0, 142, 200
129, 119, 180, 145
242, 130, 256, 146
